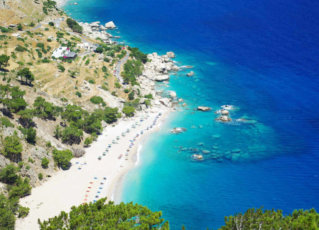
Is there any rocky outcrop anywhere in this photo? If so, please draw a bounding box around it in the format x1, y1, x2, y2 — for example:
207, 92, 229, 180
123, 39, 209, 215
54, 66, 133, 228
72, 148, 85, 158
142, 52, 179, 82
79, 21, 113, 44
105, 21, 116, 29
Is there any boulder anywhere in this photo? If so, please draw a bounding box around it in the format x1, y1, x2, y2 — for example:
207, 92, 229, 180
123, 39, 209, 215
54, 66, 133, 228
216, 115, 232, 122
171, 127, 187, 134
166, 51, 176, 58
192, 154, 203, 161
154, 74, 169, 82
159, 98, 171, 107
169, 91, 177, 98
221, 109, 229, 116
197, 106, 212, 112
186, 71, 194, 77
105, 21, 116, 29
73, 148, 86, 158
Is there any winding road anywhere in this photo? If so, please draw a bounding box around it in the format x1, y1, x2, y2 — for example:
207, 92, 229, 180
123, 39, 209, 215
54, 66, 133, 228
113, 48, 130, 84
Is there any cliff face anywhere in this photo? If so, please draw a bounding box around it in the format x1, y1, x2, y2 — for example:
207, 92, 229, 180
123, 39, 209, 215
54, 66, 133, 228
0, 0, 47, 26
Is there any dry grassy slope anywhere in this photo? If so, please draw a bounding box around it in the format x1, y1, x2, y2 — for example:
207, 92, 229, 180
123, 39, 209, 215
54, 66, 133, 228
0, 1, 133, 187
0, 0, 48, 26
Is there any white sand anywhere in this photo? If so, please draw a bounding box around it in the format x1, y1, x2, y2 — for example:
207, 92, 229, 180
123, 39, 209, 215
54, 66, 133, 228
16, 105, 171, 230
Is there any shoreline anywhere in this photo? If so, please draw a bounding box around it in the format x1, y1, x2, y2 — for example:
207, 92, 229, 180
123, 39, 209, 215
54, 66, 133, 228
16, 105, 173, 229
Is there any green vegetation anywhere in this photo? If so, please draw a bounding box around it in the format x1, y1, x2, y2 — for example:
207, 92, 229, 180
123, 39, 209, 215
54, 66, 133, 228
128, 47, 148, 63
220, 208, 319, 230
122, 59, 143, 85
41, 157, 50, 169
0, 54, 10, 70
0, 194, 16, 229
17, 109, 34, 128
122, 105, 135, 117
43, 0, 57, 14
52, 149, 73, 170
128, 91, 135, 100
2, 134, 23, 162
75, 91, 82, 97
15, 45, 27, 52
0, 85, 27, 113
84, 137, 93, 147
33, 97, 60, 120
17, 68, 34, 86
61, 126, 83, 145
66, 18, 83, 33
38, 198, 169, 229
0, 116, 14, 128
90, 96, 106, 106
57, 64, 65, 72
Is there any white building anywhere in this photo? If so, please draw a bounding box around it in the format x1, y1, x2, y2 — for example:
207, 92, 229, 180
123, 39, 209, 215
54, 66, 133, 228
52, 46, 77, 59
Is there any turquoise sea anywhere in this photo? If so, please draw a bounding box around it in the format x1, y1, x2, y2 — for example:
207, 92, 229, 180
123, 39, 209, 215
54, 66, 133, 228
64, 0, 319, 229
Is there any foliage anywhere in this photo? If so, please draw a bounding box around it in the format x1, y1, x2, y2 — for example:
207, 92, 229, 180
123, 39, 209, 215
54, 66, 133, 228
220, 208, 319, 230
0, 164, 19, 184
25, 127, 36, 144
144, 94, 153, 99
0, 54, 10, 70
15, 45, 27, 52
17, 205, 29, 218
66, 18, 83, 33
95, 46, 103, 53
8, 177, 32, 199
52, 149, 73, 170
38, 198, 169, 229
43, 0, 56, 14
0, 85, 27, 113
75, 91, 82, 97
61, 126, 83, 145
121, 59, 143, 85
57, 64, 65, 72
103, 107, 120, 124
122, 105, 135, 117
2, 134, 23, 162
0, 116, 14, 128
84, 137, 93, 147
90, 96, 106, 106
41, 157, 50, 169
128, 47, 148, 63
38, 173, 43, 180
33, 97, 60, 120
17, 68, 34, 85
18, 109, 34, 128
128, 91, 135, 100
0, 194, 16, 229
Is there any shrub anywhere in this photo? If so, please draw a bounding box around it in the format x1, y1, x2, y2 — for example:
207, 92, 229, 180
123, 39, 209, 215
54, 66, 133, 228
75, 91, 82, 97
57, 64, 65, 72
41, 158, 49, 169
2, 134, 23, 162
122, 105, 135, 117
61, 126, 83, 145
0, 164, 19, 184
88, 79, 95, 84
38, 198, 169, 229
49, 22, 54, 26
84, 137, 93, 147
25, 127, 36, 144
66, 18, 83, 33
52, 149, 73, 170
115, 82, 121, 89
38, 173, 43, 180
17, 205, 29, 218
128, 91, 135, 100
0, 117, 14, 128
90, 96, 105, 106
15, 45, 27, 52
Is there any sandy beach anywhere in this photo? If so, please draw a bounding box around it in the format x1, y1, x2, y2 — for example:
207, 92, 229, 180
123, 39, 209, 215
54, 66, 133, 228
16, 105, 171, 230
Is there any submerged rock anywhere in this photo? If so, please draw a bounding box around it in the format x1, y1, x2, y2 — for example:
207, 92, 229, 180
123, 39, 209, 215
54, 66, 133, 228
192, 154, 203, 161
216, 115, 232, 122
186, 71, 195, 77
166, 51, 176, 58
171, 127, 187, 134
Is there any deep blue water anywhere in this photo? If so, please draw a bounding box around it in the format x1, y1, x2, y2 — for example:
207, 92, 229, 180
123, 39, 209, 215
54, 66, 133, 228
65, 0, 319, 229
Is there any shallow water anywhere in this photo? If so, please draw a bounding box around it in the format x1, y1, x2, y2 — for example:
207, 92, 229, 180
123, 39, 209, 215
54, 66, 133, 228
65, 0, 319, 229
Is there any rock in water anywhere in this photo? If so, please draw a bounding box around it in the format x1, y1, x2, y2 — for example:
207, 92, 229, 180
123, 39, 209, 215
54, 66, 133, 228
192, 154, 204, 161
197, 106, 212, 112
166, 51, 176, 58
169, 91, 177, 98
105, 21, 116, 29
171, 127, 187, 134
186, 71, 195, 77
